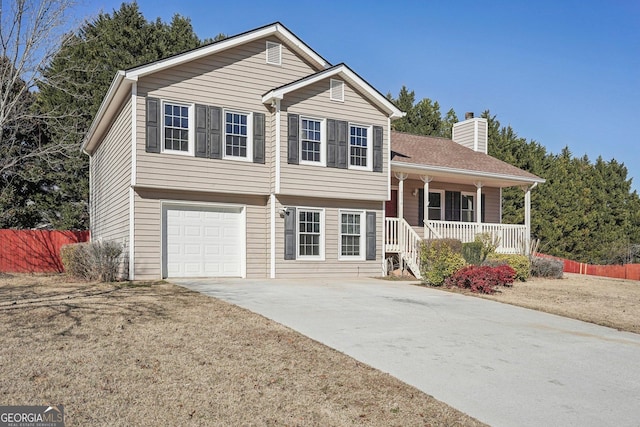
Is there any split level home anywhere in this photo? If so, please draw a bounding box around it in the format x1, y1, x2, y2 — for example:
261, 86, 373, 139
82, 22, 544, 280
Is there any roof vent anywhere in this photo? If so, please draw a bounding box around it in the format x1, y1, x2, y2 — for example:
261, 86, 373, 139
330, 79, 344, 102
266, 41, 281, 65
465, 112, 474, 120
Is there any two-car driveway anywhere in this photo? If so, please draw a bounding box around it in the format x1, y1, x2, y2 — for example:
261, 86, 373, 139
173, 277, 640, 427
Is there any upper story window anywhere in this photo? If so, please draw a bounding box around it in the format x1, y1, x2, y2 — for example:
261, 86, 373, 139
163, 101, 193, 155
349, 124, 372, 170
300, 117, 324, 165
224, 110, 253, 160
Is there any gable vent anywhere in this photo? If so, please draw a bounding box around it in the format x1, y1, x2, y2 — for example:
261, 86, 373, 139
266, 41, 281, 65
330, 79, 344, 102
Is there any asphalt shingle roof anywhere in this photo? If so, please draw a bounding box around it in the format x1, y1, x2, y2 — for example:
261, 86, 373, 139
390, 131, 542, 181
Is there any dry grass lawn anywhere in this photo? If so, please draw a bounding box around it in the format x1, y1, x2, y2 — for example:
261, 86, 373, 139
0, 273, 484, 427
449, 273, 640, 334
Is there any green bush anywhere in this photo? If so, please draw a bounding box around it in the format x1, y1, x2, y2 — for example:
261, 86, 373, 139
420, 239, 466, 286
462, 241, 484, 265
530, 257, 564, 279
61, 241, 124, 282
485, 253, 531, 281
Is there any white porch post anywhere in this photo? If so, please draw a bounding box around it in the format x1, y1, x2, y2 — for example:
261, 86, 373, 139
420, 175, 432, 239
394, 172, 408, 220
475, 181, 483, 238
524, 185, 532, 254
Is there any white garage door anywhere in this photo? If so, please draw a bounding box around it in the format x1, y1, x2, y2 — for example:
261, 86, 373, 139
163, 205, 243, 278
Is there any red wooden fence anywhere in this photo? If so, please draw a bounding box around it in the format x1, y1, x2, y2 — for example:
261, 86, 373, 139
537, 253, 640, 281
0, 230, 90, 273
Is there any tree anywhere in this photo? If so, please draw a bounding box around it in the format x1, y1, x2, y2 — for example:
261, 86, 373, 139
387, 86, 455, 137
32, 2, 204, 229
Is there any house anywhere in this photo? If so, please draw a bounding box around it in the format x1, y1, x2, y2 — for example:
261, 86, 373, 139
82, 22, 543, 280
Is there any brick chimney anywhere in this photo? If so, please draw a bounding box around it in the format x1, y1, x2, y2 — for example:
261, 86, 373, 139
452, 112, 488, 153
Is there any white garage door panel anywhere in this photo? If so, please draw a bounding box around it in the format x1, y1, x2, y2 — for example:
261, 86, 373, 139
164, 206, 243, 278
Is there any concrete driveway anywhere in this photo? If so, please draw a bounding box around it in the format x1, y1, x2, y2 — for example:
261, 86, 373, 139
173, 277, 640, 427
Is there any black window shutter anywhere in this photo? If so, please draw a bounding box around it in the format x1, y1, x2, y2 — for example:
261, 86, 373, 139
373, 125, 383, 172
337, 120, 348, 169
326, 119, 337, 167
284, 207, 296, 260
366, 211, 376, 260
418, 189, 424, 226
253, 112, 265, 164
145, 97, 160, 153
481, 193, 486, 223
287, 113, 299, 164
209, 106, 222, 159
195, 104, 208, 158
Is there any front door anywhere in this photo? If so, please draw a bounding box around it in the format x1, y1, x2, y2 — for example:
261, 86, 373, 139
385, 190, 398, 217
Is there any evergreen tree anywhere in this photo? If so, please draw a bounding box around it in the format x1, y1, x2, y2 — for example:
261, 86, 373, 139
34, 2, 204, 229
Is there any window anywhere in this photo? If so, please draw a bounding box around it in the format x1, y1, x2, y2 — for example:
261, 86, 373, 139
428, 192, 443, 220
461, 194, 475, 222
298, 209, 324, 259
224, 111, 252, 160
163, 102, 192, 154
340, 211, 364, 259
330, 79, 344, 101
300, 118, 324, 164
349, 124, 371, 170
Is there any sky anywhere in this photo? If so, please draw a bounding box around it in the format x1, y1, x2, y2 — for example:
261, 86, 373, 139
74, 0, 640, 190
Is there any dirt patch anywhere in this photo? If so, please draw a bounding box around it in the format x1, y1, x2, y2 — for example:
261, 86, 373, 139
442, 273, 640, 334
0, 274, 484, 426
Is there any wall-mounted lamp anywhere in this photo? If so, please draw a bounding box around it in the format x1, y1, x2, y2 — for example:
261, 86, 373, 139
279, 207, 289, 218
412, 189, 419, 197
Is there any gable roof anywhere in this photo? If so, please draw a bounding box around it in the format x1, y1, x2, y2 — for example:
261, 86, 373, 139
391, 131, 545, 186
82, 22, 332, 154
262, 63, 404, 119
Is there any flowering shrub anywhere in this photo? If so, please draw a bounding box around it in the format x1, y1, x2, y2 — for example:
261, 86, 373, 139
445, 264, 516, 294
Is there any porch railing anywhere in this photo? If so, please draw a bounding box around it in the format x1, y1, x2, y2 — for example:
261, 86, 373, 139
425, 220, 527, 254
385, 217, 422, 279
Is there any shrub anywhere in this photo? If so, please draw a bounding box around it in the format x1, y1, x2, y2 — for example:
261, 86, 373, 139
61, 241, 123, 282
420, 239, 466, 286
485, 254, 531, 281
462, 241, 484, 265
476, 232, 500, 260
445, 264, 516, 294
530, 256, 564, 279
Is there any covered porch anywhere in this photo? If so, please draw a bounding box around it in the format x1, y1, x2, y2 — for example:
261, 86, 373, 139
385, 129, 545, 278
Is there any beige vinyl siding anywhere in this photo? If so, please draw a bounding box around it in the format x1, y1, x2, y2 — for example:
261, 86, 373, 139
275, 196, 383, 278
280, 80, 389, 201
135, 37, 317, 195
133, 188, 268, 280
476, 121, 488, 154
398, 179, 501, 225
90, 98, 131, 244
452, 122, 475, 151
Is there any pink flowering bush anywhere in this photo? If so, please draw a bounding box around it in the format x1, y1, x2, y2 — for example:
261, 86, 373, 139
445, 265, 516, 294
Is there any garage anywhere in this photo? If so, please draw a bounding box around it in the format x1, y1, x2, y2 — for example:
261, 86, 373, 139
163, 204, 244, 278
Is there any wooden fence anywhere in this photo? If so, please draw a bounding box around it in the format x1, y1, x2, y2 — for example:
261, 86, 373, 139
537, 253, 640, 281
0, 230, 90, 273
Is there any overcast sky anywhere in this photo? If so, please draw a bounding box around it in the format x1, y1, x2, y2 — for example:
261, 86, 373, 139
76, 0, 640, 190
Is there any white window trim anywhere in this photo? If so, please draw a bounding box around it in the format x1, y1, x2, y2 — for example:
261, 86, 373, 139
299, 116, 326, 166
296, 207, 325, 261
223, 109, 253, 162
461, 191, 475, 222
266, 41, 282, 65
348, 123, 373, 171
427, 190, 445, 221
161, 100, 194, 156
338, 210, 365, 261
330, 78, 344, 102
